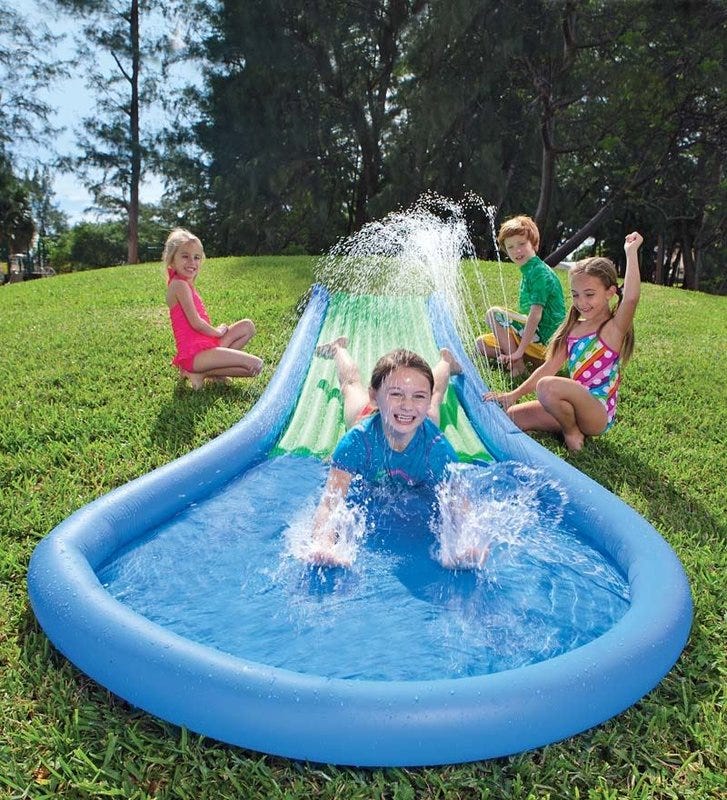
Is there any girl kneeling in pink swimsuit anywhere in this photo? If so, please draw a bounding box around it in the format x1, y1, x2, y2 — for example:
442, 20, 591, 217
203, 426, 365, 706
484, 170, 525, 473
484, 232, 643, 451
164, 228, 263, 389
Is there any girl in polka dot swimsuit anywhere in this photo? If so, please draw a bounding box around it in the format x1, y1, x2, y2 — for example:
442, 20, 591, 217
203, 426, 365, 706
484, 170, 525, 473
484, 232, 643, 451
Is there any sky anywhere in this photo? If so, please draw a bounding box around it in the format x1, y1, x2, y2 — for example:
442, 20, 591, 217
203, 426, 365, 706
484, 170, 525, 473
11, 0, 194, 224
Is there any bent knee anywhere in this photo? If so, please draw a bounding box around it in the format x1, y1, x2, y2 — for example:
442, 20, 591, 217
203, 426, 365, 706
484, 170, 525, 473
535, 375, 559, 401
485, 306, 506, 327
230, 318, 256, 342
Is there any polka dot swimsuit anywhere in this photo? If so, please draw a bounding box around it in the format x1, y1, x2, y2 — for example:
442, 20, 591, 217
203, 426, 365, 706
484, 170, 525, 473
567, 332, 621, 430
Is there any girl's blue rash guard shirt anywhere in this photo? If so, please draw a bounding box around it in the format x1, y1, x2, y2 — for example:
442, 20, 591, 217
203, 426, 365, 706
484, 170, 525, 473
331, 413, 458, 490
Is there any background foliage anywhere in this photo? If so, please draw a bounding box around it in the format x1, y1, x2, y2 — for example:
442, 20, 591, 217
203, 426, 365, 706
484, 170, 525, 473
1, 0, 725, 291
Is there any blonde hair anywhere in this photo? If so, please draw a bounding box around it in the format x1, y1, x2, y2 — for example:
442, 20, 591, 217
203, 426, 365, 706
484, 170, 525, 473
497, 215, 540, 252
548, 256, 635, 365
162, 228, 205, 269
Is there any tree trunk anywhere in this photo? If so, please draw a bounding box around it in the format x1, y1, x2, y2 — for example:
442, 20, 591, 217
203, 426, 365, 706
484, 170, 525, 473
127, 0, 140, 264
654, 232, 664, 284
544, 201, 614, 266
534, 4, 578, 237
680, 220, 696, 290
534, 114, 555, 234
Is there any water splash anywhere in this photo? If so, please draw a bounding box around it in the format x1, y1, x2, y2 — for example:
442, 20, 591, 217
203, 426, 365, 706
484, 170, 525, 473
100, 456, 629, 679
284, 495, 369, 568
433, 462, 569, 570
315, 192, 507, 384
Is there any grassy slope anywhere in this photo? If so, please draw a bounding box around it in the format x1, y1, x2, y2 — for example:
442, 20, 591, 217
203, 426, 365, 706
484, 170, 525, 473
0, 257, 724, 799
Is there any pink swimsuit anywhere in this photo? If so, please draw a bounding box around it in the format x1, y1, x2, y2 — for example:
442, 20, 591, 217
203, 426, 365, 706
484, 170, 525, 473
354, 403, 378, 424
169, 279, 219, 372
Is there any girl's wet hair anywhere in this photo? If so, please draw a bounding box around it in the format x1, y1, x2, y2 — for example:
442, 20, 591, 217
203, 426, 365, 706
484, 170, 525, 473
370, 349, 434, 392
548, 256, 635, 364
162, 228, 205, 268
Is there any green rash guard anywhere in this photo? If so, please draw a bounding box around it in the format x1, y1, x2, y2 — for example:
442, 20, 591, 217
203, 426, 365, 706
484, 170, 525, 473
518, 255, 566, 345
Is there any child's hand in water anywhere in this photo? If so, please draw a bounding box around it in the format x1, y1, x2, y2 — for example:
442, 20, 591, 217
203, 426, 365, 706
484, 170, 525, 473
307, 545, 352, 568
307, 530, 352, 568
440, 545, 490, 570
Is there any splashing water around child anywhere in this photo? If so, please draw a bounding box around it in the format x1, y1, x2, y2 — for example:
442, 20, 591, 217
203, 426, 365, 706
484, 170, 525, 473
433, 461, 569, 570
315, 192, 505, 374
286, 493, 368, 569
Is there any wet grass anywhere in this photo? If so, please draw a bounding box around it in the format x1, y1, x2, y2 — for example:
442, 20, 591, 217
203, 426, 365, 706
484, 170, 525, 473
1, 257, 725, 799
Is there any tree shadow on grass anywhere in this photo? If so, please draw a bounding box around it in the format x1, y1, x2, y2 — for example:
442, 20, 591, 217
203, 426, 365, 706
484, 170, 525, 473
149, 380, 257, 456
522, 430, 722, 554
563, 436, 724, 552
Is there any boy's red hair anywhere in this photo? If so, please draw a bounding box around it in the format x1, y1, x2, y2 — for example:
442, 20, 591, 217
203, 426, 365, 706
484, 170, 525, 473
497, 215, 540, 252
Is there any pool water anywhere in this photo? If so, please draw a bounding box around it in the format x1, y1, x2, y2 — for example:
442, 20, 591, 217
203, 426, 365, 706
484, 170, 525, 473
98, 456, 629, 681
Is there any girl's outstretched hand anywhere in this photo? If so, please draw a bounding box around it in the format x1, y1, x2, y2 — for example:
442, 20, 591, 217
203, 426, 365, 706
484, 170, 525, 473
483, 389, 517, 410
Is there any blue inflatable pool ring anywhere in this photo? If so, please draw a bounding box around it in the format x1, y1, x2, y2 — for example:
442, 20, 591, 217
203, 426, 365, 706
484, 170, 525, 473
27, 285, 692, 766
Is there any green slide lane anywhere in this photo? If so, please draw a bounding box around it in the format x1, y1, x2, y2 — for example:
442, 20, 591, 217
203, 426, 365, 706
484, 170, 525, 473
273, 292, 491, 461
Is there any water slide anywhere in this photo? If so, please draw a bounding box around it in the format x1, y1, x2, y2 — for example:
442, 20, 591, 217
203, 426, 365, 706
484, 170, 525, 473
273, 290, 490, 461
28, 285, 692, 766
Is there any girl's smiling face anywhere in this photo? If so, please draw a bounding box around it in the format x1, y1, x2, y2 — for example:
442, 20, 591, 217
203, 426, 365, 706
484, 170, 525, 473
371, 366, 432, 450
171, 241, 204, 280
570, 274, 616, 320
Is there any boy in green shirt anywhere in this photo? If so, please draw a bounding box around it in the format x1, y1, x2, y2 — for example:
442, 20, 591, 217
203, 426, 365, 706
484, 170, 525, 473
476, 215, 566, 377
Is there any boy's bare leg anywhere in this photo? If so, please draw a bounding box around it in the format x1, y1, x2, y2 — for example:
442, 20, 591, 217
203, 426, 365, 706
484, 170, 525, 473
479, 307, 526, 376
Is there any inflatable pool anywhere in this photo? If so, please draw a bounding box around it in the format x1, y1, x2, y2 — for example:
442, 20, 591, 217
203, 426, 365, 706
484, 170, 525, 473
27, 286, 692, 766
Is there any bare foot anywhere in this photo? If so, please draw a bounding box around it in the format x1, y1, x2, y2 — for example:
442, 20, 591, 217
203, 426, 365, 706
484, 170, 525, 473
563, 429, 585, 451
496, 353, 526, 378
208, 376, 232, 385
316, 336, 348, 358
440, 347, 463, 375
181, 370, 205, 390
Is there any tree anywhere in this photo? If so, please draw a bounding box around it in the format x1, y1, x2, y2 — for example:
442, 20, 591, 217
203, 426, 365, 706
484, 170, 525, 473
25, 168, 67, 235
162, 0, 724, 290
192, 0, 427, 254
0, 153, 34, 277
0, 1, 68, 159
381, 0, 542, 255
0, 3, 73, 276
544, 0, 726, 290
289, 0, 428, 230
48, 208, 168, 271
52, 0, 170, 264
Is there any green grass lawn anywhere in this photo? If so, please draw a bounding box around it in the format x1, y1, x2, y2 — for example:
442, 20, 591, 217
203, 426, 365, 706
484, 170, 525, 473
1, 257, 725, 799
